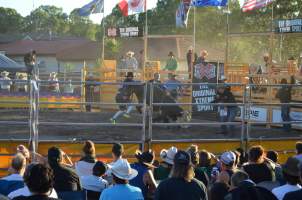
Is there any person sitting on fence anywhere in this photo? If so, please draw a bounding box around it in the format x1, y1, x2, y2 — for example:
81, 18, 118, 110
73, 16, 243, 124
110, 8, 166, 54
110, 72, 135, 124
164, 73, 182, 99
164, 52, 178, 71
0, 71, 12, 92
196, 50, 208, 65
63, 79, 74, 94
125, 51, 138, 71
11, 163, 58, 200
0, 154, 26, 195
48, 72, 59, 93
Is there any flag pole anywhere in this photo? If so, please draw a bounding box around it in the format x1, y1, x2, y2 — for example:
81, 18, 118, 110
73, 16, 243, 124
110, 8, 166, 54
102, 11, 105, 61
143, 0, 148, 81
193, 6, 196, 51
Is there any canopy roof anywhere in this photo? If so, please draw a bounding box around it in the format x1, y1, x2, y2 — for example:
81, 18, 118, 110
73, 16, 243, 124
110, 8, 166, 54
0, 54, 26, 72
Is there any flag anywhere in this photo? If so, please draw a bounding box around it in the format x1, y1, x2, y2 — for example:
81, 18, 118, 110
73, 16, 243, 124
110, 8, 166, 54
242, 0, 274, 12
191, 0, 228, 7
176, 0, 192, 28
78, 0, 104, 17
119, 0, 145, 17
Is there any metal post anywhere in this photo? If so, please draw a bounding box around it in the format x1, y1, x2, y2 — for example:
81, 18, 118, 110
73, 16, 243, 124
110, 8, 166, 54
143, 0, 148, 81
141, 83, 147, 150
193, 7, 196, 51
148, 83, 154, 144
246, 83, 252, 149
241, 84, 247, 149
102, 12, 105, 61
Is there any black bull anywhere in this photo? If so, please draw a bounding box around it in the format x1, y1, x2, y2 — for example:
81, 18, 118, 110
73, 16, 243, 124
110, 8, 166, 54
116, 83, 184, 123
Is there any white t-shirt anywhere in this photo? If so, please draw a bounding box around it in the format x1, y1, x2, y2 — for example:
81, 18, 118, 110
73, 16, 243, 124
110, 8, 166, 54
0, 77, 12, 90
8, 186, 58, 199
80, 175, 108, 192
1, 174, 23, 181
75, 161, 95, 177
272, 183, 301, 200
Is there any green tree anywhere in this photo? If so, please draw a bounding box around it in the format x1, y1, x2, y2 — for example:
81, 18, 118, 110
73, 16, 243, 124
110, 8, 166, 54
0, 7, 23, 33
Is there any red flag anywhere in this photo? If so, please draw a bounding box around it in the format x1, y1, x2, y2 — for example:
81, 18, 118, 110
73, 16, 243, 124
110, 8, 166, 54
242, 0, 274, 12
119, 0, 145, 17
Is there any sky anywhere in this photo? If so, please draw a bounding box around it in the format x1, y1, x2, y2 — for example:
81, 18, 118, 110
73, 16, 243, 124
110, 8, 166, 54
0, 0, 158, 23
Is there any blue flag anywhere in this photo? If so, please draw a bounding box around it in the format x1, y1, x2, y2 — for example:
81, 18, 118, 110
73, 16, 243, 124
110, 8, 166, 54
176, 0, 192, 28
78, 0, 104, 17
192, 0, 228, 7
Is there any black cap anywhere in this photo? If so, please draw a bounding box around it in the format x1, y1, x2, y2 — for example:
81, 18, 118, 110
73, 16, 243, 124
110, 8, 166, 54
126, 72, 134, 78
174, 150, 191, 165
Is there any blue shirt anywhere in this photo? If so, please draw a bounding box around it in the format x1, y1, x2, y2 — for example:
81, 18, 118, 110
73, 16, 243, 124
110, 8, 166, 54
100, 184, 143, 200
164, 79, 181, 91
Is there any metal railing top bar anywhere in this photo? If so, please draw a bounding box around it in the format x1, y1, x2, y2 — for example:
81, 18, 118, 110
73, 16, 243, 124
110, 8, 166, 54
38, 122, 143, 127
0, 121, 28, 125
247, 121, 302, 125
152, 122, 242, 126
152, 102, 245, 106
151, 138, 242, 143
153, 82, 245, 86
37, 102, 144, 106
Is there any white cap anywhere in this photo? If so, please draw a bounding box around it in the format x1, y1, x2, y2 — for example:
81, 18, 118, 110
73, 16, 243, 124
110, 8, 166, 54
160, 146, 178, 165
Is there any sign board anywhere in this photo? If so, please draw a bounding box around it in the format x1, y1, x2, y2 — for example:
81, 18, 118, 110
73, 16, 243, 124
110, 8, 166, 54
192, 62, 219, 116
272, 109, 302, 128
107, 27, 143, 37
275, 19, 302, 33
237, 106, 268, 122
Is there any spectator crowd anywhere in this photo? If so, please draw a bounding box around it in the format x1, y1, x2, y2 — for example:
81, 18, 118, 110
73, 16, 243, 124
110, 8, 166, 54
1, 141, 302, 200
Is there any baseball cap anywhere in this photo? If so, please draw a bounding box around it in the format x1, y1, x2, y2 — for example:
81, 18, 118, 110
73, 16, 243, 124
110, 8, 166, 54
220, 151, 236, 165
174, 150, 191, 165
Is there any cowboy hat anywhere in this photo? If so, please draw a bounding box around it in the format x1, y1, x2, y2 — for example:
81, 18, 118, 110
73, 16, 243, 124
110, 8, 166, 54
126, 51, 135, 56
135, 149, 156, 168
160, 146, 178, 165
108, 159, 138, 180
1, 71, 9, 76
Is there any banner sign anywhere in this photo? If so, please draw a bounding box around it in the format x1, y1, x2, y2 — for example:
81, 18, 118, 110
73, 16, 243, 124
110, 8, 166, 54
275, 19, 302, 33
107, 27, 143, 37
272, 109, 302, 128
192, 62, 219, 116
237, 106, 268, 122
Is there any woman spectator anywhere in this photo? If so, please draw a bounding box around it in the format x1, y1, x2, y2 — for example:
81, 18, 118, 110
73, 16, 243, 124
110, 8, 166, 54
243, 146, 275, 184
130, 150, 157, 200
75, 140, 97, 177
198, 150, 215, 179
154, 146, 178, 181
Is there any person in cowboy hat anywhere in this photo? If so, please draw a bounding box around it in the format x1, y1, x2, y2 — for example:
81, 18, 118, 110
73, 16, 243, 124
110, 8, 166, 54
111, 72, 136, 124
154, 146, 178, 181
164, 51, 178, 71
48, 72, 59, 93
0, 71, 12, 92
129, 150, 158, 199
100, 159, 143, 200
125, 51, 138, 71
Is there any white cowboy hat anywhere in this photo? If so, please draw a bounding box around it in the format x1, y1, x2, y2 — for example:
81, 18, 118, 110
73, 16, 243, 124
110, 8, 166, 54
160, 146, 178, 165
126, 51, 135, 56
108, 159, 138, 180
1, 71, 9, 76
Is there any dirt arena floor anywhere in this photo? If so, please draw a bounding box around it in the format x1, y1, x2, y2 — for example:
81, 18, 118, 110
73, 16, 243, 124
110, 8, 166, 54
0, 109, 301, 142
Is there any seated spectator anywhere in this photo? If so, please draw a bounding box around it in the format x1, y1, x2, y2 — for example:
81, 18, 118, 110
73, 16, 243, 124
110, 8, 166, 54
80, 161, 108, 193
236, 147, 248, 167
75, 140, 97, 177
47, 147, 81, 192
9, 164, 58, 199
164, 73, 182, 99
215, 151, 237, 186
16, 145, 46, 164
154, 146, 178, 181
209, 182, 229, 200
266, 150, 284, 184
12, 163, 58, 200
294, 141, 302, 163
130, 150, 157, 199
100, 159, 143, 200
0, 154, 26, 195
243, 146, 275, 184
272, 157, 301, 200
187, 145, 209, 187
105, 143, 124, 179
154, 150, 208, 200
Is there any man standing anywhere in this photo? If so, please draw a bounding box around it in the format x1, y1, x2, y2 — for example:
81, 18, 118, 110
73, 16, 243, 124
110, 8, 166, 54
0, 71, 12, 92
164, 52, 178, 71
196, 50, 208, 65
276, 77, 294, 131
24, 50, 36, 78
125, 51, 138, 71
186, 47, 197, 79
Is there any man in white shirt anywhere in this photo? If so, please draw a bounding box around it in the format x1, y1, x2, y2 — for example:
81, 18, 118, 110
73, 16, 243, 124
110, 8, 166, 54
0, 71, 12, 92
272, 157, 301, 200
80, 161, 108, 192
